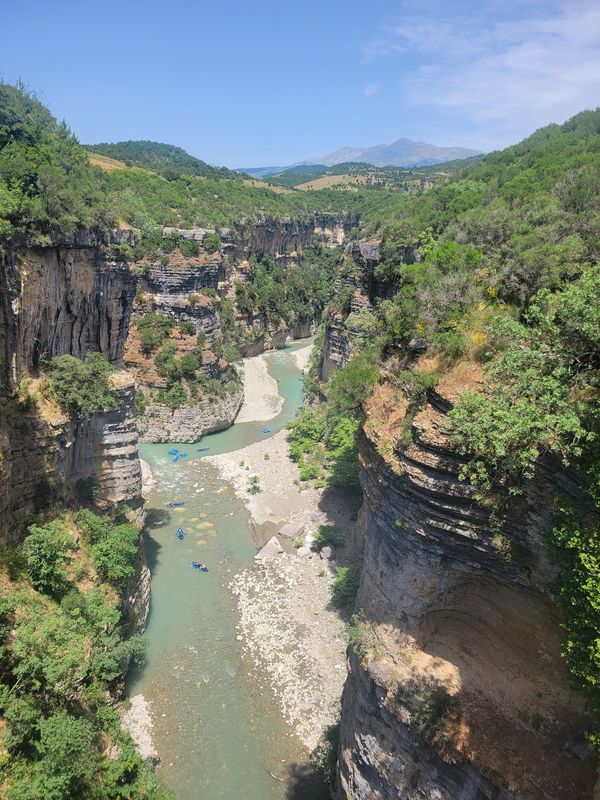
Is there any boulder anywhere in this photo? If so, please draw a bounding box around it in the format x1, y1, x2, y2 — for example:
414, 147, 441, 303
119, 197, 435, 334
296, 546, 311, 558
255, 536, 283, 561
319, 545, 335, 560
279, 521, 305, 540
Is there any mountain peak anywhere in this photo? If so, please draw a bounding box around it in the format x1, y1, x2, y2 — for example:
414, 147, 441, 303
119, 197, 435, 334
316, 137, 483, 168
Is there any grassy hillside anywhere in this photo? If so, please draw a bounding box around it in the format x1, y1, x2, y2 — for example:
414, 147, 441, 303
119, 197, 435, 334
83, 140, 242, 181
267, 157, 483, 190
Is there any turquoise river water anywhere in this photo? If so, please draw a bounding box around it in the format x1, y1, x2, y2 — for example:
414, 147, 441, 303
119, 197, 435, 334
128, 340, 325, 800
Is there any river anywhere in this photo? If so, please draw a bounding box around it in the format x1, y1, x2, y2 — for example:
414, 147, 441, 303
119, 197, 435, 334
127, 340, 326, 800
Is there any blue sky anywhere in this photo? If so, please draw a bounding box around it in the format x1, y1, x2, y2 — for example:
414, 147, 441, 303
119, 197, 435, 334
2, 0, 599, 166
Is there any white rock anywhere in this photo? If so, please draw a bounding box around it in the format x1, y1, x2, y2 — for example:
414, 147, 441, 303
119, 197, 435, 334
255, 536, 284, 561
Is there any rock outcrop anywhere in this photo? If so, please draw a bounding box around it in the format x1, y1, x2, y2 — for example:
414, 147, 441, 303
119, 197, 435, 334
0, 244, 143, 542
139, 388, 243, 443
0, 246, 135, 395
336, 375, 597, 800
0, 372, 143, 544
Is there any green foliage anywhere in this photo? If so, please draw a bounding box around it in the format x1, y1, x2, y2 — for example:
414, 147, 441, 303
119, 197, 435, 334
137, 313, 173, 354
405, 684, 459, 748
330, 566, 361, 613
22, 520, 76, 597
0, 82, 113, 245
48, 352, 119, 418
180, 349, 202, 378
549, 498, 600, 750
247, 475, 261, 495
0, 506, 169, 800
75, 476, 100, 504
449, 273, 599, 492
311, 525, 344, 551
202, 231, 221, 253
77, 509, 140, 587
178, 319, 195, 336
85, 139, 240, 181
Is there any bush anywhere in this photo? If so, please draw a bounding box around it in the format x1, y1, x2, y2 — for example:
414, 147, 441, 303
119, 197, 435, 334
202, 231, 221, 253
180, 238, 199, 257
48, 352, 119, 418
77, 509, 139, 587
75, 476, 100, 504
330, 566, 360, 613
178, 319, 195, 336
311, 525, 344, 551
180, 350, 202, 378
247, 475, 261, 494
22, 520, 76, 597
137, 313, 173, 354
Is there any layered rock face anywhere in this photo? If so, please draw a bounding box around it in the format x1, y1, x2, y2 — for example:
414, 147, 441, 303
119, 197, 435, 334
321, 240, 380, 380
0, 244, 143, 543
140, 388, 243, 443
336, 376, 597, 800
0, 373, 142, 544
230, 213, 359, 260
0, 246, 135, 395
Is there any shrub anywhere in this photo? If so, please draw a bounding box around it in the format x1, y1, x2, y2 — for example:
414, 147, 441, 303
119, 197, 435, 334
180, 350, 202, 378
331, 566, 360, 613
312, 525, 344, 551
48, 352, 119, 418
22, 520, 76, 596
180, 238, 199, 257
202, 231, 221, 253
178, 319, 195, 336
247, 475, 261, 494
77, 509, 139, 587
137, 313, 173, 354
75, 476, 100, 504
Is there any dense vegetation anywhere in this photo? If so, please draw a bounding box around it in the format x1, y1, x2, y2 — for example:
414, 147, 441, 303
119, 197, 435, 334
47, 352, 120, 418
0, 510, 173, 800
84, 140, 242, 181
0, 83, 112, 244
311, 108, 600, 750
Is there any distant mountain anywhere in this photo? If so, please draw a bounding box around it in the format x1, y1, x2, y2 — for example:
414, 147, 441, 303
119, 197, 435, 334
84, 140, 242, 180
316, 138, 483, 167
238, 139, 482, 177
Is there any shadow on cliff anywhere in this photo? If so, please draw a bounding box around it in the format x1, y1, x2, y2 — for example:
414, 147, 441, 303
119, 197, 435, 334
142, 508, 171, 572
0, 401, 64, 544
283, 761, 329, 800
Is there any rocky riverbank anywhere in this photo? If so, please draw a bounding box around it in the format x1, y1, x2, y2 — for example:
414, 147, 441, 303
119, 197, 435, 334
204, 344, 355, 758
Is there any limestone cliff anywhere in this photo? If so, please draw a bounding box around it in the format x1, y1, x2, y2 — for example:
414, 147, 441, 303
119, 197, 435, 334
0, 245, 135, 395
0, 244, 143, 542
336, 370, 597, 800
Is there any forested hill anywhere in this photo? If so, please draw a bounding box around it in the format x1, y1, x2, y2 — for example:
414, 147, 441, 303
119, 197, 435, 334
83, 140, 242, 181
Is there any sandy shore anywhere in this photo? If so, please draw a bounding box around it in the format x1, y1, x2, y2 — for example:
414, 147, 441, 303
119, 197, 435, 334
292, 343, 312, 373
122, 694, 158, 761
205, 428, 344, 536
235, 353, 283, 423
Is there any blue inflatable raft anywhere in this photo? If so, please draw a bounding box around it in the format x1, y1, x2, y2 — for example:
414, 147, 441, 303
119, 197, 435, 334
177, 528, 185, 540
192, 561, 209, 572
261, 428, 272, 434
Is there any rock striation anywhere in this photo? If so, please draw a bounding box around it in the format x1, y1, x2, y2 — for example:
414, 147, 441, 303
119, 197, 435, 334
336, 378, 597, 800
139, 388, 243, 443
0, 373, 143, 544
0, 246, 135, 395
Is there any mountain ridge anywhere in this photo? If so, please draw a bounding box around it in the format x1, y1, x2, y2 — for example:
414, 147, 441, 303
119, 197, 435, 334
238, 137, 483, 176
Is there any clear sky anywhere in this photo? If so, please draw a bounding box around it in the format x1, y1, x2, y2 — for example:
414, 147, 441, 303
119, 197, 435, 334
2, 0, 599, 166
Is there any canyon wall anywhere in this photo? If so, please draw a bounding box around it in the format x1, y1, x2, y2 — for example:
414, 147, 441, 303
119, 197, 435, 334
0, 244, 143, 543
335, 374, 597, 800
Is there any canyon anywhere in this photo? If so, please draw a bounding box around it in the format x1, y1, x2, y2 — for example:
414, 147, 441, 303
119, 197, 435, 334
1, 192, 596, 800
